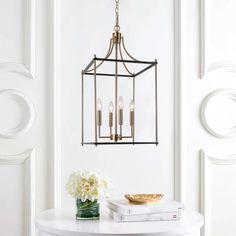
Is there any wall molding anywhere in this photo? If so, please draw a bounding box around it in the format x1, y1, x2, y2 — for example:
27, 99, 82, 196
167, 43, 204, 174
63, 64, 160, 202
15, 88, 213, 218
0, 149, 36, 236
200, 149, 236, 236
51, 0, 62, 208
200, 0, 210, 78
24, 0, 36, 79
201, 0, 236, 78
0, 89, 35, 139
207, 62, 236, 74
0, 63, 34, 79
174, 0, 185, 204
0, 0, 35, 79
200, 89, 236, 138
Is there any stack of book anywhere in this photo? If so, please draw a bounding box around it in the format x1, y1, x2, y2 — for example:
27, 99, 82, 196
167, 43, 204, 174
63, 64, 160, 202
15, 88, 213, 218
107, 199, 184, 223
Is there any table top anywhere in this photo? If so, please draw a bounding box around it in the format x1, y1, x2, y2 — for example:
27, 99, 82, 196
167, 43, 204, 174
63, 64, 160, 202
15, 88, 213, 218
35, 208, 204, 236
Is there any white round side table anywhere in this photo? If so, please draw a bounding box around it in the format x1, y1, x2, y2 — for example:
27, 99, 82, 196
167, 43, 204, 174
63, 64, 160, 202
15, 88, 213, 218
35, 208, 203, 236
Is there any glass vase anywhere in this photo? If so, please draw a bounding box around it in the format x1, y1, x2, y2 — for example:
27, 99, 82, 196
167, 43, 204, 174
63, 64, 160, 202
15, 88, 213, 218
76, 199, 100, 220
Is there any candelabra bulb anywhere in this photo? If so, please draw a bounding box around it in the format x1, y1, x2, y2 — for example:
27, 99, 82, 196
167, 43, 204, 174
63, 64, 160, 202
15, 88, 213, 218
109, 101, 114, 112
130, 99, 135, 111
118, 96, 124, 109
97, 98, 102, 111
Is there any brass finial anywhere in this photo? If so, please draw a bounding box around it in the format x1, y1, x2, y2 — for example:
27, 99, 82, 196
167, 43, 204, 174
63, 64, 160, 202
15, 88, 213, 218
112, 32, 122, 44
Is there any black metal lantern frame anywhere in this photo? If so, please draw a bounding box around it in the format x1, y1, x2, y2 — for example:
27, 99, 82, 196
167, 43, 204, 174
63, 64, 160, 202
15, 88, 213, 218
81, 0, 158, 146
81, 31, 158, 146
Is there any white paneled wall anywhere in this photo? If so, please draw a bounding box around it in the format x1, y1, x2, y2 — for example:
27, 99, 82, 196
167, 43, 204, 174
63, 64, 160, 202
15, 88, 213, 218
201, 151, 236, 236
0, 0, 57, 235
0, 150, 35, 236
182, 0, 236, 236
201, 0, 236, 77
1, 0, 236, 235
0, 0, 35, 78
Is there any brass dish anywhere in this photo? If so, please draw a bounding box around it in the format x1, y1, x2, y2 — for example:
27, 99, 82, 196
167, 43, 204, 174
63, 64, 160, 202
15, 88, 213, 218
125, 194, 164, 204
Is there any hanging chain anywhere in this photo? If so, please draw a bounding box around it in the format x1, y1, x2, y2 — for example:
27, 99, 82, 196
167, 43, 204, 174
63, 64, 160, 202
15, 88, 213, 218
114, 0, 120, 32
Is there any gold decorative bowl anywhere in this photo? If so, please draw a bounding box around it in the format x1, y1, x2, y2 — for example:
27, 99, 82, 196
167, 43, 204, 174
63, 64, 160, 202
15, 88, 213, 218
125, 194, 164, 204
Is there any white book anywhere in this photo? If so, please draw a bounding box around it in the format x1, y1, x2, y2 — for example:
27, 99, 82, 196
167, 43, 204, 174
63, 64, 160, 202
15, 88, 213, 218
110, 210, 181, 223
107, 199, 183, 215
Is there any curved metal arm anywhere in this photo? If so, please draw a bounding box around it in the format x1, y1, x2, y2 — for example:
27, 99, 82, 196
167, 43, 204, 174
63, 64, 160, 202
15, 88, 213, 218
86, 39, 114, 72
118, 43, 133, 75
121, 37, 141, 62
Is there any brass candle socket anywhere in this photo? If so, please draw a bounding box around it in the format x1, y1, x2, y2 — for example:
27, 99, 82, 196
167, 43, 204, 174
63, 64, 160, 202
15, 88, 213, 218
109, 112, 113, 127
110, 134, 122, 142
97, 110, 102, 126
118, 109, 123, 125
112, 32, 122, 44
130, 111, 134, 126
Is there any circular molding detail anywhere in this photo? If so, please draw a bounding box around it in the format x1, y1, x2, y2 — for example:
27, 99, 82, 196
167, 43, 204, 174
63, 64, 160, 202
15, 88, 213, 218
201, 89, 236, 138
0, 90, 35, 138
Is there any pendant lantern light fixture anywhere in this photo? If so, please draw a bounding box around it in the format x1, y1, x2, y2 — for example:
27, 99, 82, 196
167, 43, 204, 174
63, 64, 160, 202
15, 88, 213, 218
81, 0, 158, 146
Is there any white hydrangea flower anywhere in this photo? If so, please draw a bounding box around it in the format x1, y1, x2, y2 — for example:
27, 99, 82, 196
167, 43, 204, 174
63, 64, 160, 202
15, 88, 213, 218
66, 170, 111, 202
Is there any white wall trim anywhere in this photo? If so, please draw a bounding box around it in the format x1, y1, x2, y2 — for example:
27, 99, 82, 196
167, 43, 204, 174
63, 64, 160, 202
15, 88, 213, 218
24, 0, 36, 79
0, 149, 36, 236
0, 0, 35, 79
0, 89, 36, 138
174, 0, 185, 204
200, 0, 207, 79
200, 149, 236, 236
0, 63, 34, 79
201, 0, 236, 78
51, 0, 62, 208
200, 149, 212, 236
207, 62, 236, 74
200, 89, 236, 138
